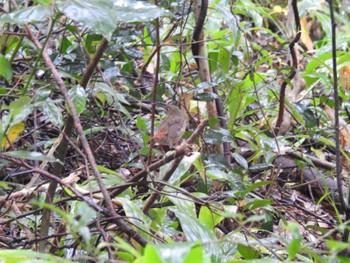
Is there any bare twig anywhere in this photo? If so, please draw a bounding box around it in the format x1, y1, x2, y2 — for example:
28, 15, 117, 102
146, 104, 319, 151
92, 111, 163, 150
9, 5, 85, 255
110, 119, 208, 198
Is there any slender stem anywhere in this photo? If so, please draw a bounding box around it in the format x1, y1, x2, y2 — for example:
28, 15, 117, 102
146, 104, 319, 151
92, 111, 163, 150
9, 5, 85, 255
327, 0, 350, 242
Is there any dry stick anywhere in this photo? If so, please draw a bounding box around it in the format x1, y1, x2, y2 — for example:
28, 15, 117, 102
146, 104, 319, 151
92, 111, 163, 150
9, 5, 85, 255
38, 38, 109, 251
274, 0, 301, 135
0, 181, 139, 226
24, 27, 148, 247
110, 119, 208, 199
327, 0, 350, 242
4, 158, 105, 213
288, 151, 336, 170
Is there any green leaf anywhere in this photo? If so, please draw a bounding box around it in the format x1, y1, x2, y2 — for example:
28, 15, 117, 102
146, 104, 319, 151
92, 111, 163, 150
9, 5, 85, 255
143, 245, 163, 263
287, 223, 302, 261
38, 98, 63, 128
67, 85, 87, 115
232, 152, 248, 169
97, 165, 118, 175
71, 202, 96, 245
0, 249, 72, 263
190, 82, 218, 92
94, 82, 131, 117
218, 47, 230, 73
168, 194, 222, 262
239, 181, 274, 197
216, 6, 241, 50
204, 127, 233, 144
0, 55, 12, 83
206, 168, 243, 189
198, 206, 224, 230
237, 244, 260, 259
57, 0, 172, 40
168, 152, 201, 185
193, 92, 218, 101
1, 151, 60, 162
2, 96, 32, 120
183, 244, 204, 263
118, 198, 151, 238
0, 6, 54, 26
34, 0, 53, 6
243, 199, 272, 211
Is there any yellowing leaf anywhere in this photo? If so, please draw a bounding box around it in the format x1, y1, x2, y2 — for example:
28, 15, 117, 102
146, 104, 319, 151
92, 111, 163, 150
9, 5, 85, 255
341, 65, 350, 92
2, 122, 25, 148
300, 18, 313, 51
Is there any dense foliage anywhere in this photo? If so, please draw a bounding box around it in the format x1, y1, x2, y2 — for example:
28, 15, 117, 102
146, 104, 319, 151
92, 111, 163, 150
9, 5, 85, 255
1, 0, 350, 262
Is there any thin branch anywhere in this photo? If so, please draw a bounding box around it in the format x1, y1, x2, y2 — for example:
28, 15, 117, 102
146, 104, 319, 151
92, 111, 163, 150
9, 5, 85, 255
326, 0, 350, 242
110, 119, 208, 198
24, 26, 148, 246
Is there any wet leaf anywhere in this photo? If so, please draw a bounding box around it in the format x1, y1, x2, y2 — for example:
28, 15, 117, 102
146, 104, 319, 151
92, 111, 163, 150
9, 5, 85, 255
0, 6, 53, 26
57, 0, 172, 40
67, 85, 87, 115
39, 98, 63, 128
0, 55, 12, 83
193, 92, 218, 101
2, 151, 60, 162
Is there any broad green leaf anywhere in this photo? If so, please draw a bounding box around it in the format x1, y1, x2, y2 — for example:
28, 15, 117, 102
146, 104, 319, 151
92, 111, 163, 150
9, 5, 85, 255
227, 73, 262, 127
38, 98, 63, 128
0, 55, 12, 83
0, 181, 9, 189
207, 153, 231, 169
2, 151, 60, 162
57, 0, 172, 40
1, 96, 31, 118
117, 198, 151, 238
169, 152, 201, 185
67, 85, 87, 115
0, 250, 72, 263
232, 152, 248, 169
237, 244, 260, 259
142, 245, 162, 263
71, 202, 96, 245
183, 244, 204, 263
198, 206, 224, 230
206, 168, 243, 189
150, 242, 203, 263
305, 51, 333, 75
72, 201, 96, 226
168, 194, 222, 262
204, 127, 233, 144
0, 6, 53, 26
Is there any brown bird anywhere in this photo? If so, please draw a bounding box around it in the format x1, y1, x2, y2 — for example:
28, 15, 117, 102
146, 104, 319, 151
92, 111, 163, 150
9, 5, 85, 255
152, 104, 187, 147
